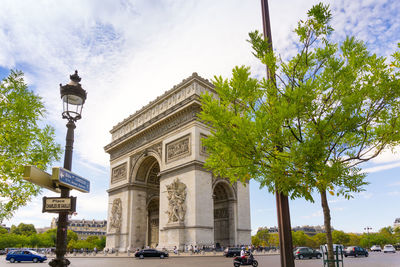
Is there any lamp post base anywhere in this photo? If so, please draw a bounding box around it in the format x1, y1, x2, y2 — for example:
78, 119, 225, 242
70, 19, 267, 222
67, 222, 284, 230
48, 258, 70, 267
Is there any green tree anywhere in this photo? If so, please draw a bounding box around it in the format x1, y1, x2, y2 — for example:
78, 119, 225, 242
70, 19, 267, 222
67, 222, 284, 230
251, 235, 261, 246
347, 233, 360, 246
0, 226, 7, 234
312, 233, 327, 247
332, 230, 350, 245
0, 70, 62, 222
292, 231, 307, 247
199, 3, 400, 266
255, 227, 270, 246
10, 223, 36, 236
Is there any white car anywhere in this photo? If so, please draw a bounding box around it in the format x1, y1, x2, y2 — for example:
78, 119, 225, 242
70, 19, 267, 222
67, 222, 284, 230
370, 245, 382, 252
383, 244, 396, 253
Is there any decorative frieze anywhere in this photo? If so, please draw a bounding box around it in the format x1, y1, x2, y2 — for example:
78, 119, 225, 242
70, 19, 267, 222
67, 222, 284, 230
111, 163, 127, 184
109, 105, 199, 161
166, 134, 191, 163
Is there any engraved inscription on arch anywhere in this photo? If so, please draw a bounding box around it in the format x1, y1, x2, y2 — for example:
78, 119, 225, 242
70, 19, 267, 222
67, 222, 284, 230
111, 163, 127, 184
166, 134, 191, 163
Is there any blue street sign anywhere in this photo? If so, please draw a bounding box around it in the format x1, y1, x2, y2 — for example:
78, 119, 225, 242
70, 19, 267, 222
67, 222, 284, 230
52, 167, 90, 193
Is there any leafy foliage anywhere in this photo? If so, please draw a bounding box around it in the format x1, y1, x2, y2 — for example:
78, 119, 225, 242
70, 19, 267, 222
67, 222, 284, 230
200, 2, 400, 265
252, 227, 400, 248
0, 226, 105, 250
0, 70, 62, 222
10, 223, 37, 236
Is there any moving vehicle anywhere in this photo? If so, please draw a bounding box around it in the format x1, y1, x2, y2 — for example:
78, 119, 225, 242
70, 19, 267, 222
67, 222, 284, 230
293, 247, 322, 259
134, 249, 169, 259
6, 249, 47, 263
370, 245, 382, 252
224, 247, 242, 257
383, 244, 396, 253
233, 253, 258, 267
344, 246, 368, 257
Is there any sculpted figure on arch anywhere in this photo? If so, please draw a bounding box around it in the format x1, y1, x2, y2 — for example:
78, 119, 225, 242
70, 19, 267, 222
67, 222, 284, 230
165, 178, 187, 223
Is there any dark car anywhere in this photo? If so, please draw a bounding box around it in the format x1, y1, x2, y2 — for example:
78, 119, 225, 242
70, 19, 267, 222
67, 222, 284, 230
6, 249, 47, 263
134, 249, 168, 259
344, 246, 368, 257
293, 247, 322, 259
224, 247, 242, 257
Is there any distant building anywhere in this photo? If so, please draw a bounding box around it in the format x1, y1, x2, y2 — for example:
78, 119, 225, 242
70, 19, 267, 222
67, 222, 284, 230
36, 227, 51, 233
292, 225, 326, 236
51, 218, 107, 240
260, 225, 326, 236
394, 218, 400, 229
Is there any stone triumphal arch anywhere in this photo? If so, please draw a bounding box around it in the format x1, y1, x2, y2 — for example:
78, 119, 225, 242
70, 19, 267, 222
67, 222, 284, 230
104, 73, 251, 251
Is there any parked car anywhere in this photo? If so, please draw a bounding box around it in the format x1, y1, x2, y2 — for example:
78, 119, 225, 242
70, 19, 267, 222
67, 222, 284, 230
344, 246, 368, 257
293, 247, 322, 259
6, 249, 47, 263
383, 244, 396, 253
0, 249, 6, 255
370, 245, 382, 252
224, 247, 242, 257
134, 249, 169, 259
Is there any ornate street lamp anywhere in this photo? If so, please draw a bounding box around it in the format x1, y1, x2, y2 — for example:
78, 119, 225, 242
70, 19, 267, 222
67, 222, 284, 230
60, 70, 87, 122
49, 71, 87, 267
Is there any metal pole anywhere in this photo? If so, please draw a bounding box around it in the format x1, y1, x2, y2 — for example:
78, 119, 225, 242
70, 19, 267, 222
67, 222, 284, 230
261, 1, 294, 266
49, 119, 75, 267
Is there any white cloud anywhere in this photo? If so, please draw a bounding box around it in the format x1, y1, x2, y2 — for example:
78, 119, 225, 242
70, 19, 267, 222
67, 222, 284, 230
363, 162, 400, 173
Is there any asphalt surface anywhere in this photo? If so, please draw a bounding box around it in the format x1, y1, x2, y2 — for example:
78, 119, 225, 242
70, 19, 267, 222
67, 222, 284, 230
1, 251, 399, 266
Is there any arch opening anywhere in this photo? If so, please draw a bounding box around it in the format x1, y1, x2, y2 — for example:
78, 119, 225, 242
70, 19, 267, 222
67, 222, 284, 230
213, 182, 235, 248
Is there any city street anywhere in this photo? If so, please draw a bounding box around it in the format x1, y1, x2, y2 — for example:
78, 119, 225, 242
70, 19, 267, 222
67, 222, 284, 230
1, 252, 400, 267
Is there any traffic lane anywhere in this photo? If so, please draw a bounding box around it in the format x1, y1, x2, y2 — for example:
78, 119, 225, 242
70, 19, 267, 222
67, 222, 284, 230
1, 252, 400, 267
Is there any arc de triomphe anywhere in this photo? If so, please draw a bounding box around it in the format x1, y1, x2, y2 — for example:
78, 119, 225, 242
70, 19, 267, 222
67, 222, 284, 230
104, 73, 251, 251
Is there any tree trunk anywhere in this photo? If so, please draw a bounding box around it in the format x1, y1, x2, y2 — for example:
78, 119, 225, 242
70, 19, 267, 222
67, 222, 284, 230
320, 190, 335, 267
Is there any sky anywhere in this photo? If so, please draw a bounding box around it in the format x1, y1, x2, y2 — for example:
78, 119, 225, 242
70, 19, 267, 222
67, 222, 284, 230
1, 0, 400, 235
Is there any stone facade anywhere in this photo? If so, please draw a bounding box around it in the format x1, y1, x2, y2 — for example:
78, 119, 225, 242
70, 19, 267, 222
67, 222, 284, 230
51, 218, 107, 240
104, 73, 251, 251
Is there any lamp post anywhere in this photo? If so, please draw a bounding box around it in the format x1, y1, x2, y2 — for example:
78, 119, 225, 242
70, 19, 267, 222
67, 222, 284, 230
49, 71, 87, 267
364, 226, 372, 234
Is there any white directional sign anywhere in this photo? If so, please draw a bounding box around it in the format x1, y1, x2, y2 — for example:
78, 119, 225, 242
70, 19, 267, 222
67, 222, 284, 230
42, 197, 76, 213
52, 167, 90, 193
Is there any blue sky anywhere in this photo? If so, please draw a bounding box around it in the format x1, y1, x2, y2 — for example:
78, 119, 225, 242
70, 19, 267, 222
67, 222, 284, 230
1, 0, 400, 234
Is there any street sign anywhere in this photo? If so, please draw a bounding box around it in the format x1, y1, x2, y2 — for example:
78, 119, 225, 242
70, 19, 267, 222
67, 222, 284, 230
42, 196, 76, 213
52, 167, 90, 193
23, 165, 60, 193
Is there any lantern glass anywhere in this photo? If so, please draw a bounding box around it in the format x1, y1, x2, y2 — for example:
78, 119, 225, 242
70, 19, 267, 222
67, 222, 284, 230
62, 94, 84, 120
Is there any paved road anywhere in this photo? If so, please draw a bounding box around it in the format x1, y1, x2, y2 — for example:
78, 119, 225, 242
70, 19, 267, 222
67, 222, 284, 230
1, 252, 399, 266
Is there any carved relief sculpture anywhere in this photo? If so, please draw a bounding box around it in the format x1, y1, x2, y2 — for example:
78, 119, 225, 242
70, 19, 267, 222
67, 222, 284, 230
165, 178, 187, 223
111, 163, 127, 184
166, 135, 191, 162
109, 198, 122, 232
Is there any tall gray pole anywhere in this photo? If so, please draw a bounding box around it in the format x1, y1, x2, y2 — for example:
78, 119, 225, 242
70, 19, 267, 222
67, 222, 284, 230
260, 1, 295, 266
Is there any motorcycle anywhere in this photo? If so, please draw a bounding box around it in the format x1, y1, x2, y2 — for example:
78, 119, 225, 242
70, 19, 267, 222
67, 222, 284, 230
233, 253, 258, 267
